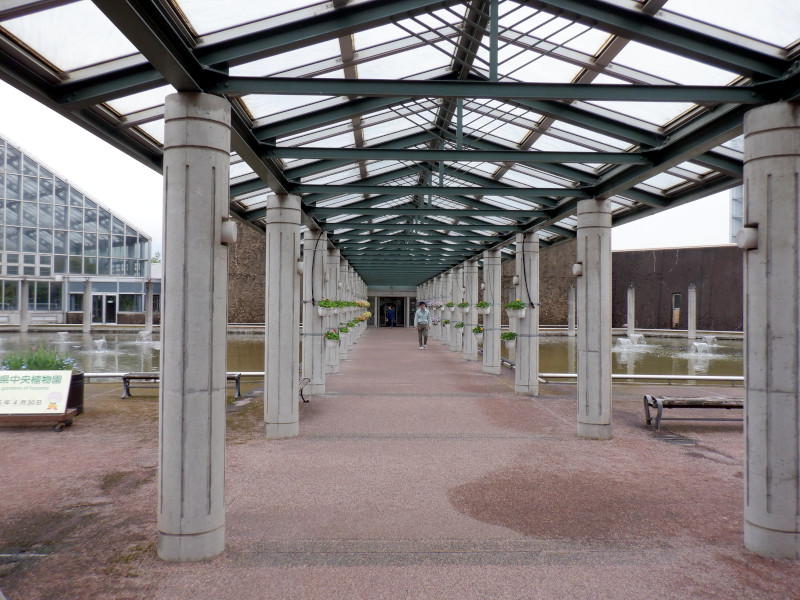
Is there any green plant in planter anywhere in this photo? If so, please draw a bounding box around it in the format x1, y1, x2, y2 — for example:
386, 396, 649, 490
445, 302, 455, 308
454, 321, 464, 328
443, 319, 450, 325
339, 324, 349, 333
1, 348, 80, 372
348, 321, 356, 328
475, 301, 490, 308
324, 329, 340, 341
472, 325, 484, 334
317, 299, 336, 308
500, 331, 517, 341
504, 300, 526, 310
457, 302, 469, 308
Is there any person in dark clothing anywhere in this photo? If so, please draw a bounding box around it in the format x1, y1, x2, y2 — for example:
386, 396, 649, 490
386, 305, 396, 327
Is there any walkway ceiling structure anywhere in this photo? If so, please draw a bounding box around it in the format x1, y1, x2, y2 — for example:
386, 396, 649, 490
0, 0, 798, 287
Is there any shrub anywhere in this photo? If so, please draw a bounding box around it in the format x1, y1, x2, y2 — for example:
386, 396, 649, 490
500, 331, 517, 341
1, 348, 80, 372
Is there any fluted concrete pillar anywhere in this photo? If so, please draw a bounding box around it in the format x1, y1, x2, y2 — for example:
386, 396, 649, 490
515, 232, 539, 395
626, 284, 635, 339
82, 278, 91, 333
687, 283, 697, 340
339, 259, 350, 357
158, 92, 230, 562
264, 193, 302, 439
19, 279, 29, 333
463, 259, 479, 361
743, 101, 800, 559
452, 267, 464, 351
567, 285, 576, 337
576, 198, 612, 440
303, 228, 326, 395
324, 248, 341, 373
483, 250, 501, 374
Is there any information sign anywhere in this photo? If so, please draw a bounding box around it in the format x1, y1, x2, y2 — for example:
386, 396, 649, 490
0, 371, 73, 415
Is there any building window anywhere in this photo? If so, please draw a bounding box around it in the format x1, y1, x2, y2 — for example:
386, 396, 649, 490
119, 294, 142, 312
1, 280, 18, 310
69, 293, 83, 312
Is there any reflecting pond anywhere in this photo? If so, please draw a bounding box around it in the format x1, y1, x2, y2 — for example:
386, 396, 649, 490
0, 331, 742, 376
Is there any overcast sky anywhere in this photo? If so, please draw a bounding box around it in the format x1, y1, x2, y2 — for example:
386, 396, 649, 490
0, 79, 733, 257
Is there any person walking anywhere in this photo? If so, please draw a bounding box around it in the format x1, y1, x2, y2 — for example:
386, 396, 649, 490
386, 305, 396, 328
413, 301, 431, 349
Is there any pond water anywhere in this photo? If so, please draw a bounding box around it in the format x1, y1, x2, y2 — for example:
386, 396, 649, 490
0, 331, 743, 376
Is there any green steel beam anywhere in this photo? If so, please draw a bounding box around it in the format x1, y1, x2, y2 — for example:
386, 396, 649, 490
214, 77, 766, 103
528, 0, 788, 78
267, 146, 649, 164
311, 208, 546, 218
282, 131, 435, 180
294, 184, 585, 199
454, 131, 600, 184
326, 223, 519, 231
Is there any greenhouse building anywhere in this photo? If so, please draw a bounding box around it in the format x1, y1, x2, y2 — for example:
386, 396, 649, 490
0, 133, 155, 327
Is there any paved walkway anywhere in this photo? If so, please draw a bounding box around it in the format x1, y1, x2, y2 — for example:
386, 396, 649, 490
3, 327, 800, 599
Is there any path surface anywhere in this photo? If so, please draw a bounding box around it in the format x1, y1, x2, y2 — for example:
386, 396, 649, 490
2, 327, 798, 599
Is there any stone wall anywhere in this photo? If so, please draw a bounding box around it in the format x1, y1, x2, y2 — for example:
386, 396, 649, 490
227, 220, 266, 323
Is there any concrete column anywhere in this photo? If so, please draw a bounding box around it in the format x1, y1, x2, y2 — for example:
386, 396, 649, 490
145, 280, 154, 332
687, 283, 697, 340
431, 276, 441, 340
82, 278, 91, 333
463, 259, 479, 361
339, 259, 350, 357
324, 248, 341, 373
567, 285, 576, 337
264, 193, 302, 439
445, 270, 455, 347
405, 295, 411, 328
303, 228, 326, 395
452, 267, 464, 351
483, 250, 501, 374
626, 284, 635, 339
158, 92, 230, 562
19, 279, 29, 333
515, 232, 540, 395
576, 198, 612, 440
743, 102, 800, 559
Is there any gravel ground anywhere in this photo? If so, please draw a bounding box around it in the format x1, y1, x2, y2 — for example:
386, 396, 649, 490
2, 328, 799, 599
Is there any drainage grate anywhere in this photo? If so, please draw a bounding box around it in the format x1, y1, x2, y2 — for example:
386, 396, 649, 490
657, 432, 697, 446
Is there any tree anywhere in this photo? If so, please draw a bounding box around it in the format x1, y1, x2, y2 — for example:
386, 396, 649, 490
151, 251, 161, 263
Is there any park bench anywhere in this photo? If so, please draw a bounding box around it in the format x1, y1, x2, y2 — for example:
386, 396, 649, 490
0, 408, 78, 432
643, 394, 744, 430
299, 377, 310, 403
121, 372, 242, 399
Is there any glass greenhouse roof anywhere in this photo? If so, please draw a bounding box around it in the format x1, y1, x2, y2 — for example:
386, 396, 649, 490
0, 0, 797, 287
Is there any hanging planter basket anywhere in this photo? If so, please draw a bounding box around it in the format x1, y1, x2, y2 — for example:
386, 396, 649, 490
325, 337, 339, 347
475, 306, 491, 315
318, 306, 335, 317
459, 305, 470, 313
505, 308, 526, 319
503, 339, 516, 350
473, 332, 483, 342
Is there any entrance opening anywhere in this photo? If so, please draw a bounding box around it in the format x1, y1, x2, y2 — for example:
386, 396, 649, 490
92, 294, 118, 324
379, 297, 406, 327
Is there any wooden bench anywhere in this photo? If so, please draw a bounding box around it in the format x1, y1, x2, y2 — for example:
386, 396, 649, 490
121, 372, 242, 399
643, 394, 744, 430
0, 408, 78, 432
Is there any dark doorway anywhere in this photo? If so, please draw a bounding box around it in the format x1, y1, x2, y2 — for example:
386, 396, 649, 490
380, 298, 406, 327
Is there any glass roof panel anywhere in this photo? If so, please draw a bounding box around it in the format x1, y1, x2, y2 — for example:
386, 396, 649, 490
663, 0, 800, 47
612, 42, 736, 86
242, 95, 335, 120
1, 1, 137, 71
356, 43, 452, 80
105, 85, 175, 116
175, 0, 319, 37
137, 121, 165, 145
476, 46, 582, 83
229, 39, 341, 77
585, 75, 693, 128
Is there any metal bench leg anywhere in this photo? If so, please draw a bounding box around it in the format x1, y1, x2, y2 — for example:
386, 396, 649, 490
234, 377, 241, 399
300, 388, 309, 403
644, 395, 653, 427
655, 398, 664, 430
121, 379, 131, 399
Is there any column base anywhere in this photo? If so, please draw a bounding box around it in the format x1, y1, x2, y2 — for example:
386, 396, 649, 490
567, 331, 576, 337
483, 365, 501, 374
264, 421, 299, 439
515, 384, 540, 396
745, 520, 800, 559
307, 382, 325, 396
157, 525, 224, 562
577, 421, 612, 440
